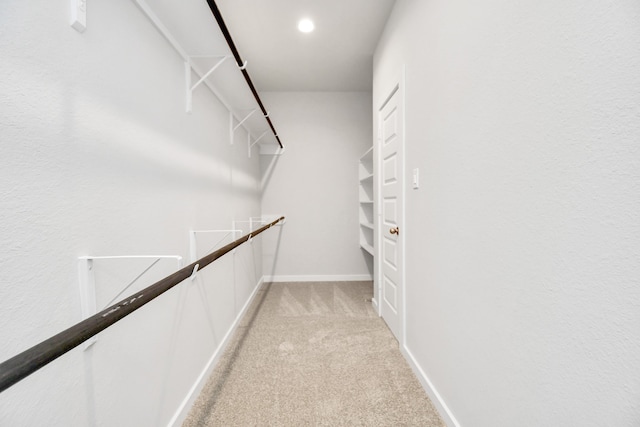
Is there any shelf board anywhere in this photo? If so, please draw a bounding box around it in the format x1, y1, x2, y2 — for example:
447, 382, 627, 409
359, 146, 374, 259
360, 242, 374, 256
359, 173, 374, 183
360, 222, 374, 230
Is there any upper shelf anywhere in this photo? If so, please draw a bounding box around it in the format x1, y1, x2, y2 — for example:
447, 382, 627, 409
133, 0, 281, 150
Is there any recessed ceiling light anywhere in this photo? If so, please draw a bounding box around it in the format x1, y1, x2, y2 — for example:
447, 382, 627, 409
297, 18, 315, 33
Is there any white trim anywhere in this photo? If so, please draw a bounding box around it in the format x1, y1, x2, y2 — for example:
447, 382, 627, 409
401, 345, 461, 427
263, 274, 373, 283
399, 66, 407, 347
167, 277, 265, 427
371, 297, 379, 313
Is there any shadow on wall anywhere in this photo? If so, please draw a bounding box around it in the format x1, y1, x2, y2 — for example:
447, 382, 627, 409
260, 152, 282, 195
361, 250, 374, 277
77, 257, 197, 427
264, 225, 284, 282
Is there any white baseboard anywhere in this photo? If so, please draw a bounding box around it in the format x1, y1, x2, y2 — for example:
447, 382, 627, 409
167, 277, 265, 427
401, 345, 461, 427
263, 274, 373, 283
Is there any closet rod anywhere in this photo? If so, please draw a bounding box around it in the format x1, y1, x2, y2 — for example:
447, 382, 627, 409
0, 217, 285, 393
205, 0, 283, 149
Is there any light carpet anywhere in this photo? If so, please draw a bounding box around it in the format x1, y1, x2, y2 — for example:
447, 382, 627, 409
182, 281, 445, 426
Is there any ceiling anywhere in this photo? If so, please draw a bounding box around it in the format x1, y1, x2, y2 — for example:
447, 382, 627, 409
215, 0, 397, 92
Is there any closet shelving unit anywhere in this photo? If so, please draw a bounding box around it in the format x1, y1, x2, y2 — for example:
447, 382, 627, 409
132, 0, 283, 155
358, 147, 374, 256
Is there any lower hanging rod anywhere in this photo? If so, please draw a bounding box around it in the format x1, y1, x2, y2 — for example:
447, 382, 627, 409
0, 216, 285, 393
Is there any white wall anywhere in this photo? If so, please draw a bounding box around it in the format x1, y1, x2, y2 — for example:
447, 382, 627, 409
260, 92, 373, 281
374, 1, 640, 426
0, 1, 264, 425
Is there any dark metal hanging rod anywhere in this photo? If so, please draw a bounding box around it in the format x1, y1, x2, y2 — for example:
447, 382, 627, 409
0, 216, 285, 393
205, 0, 283, 149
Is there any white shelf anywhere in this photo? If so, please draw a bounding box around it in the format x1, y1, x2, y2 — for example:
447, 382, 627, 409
360, 242, 374, 256
358, 146, 374, 257
360, 222, 374, 230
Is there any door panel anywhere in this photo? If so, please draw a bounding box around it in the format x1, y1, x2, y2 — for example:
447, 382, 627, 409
382, 199, 398, 225
382, 154, 398, 184
383, 276, 398, 313
383, 108, 398, 144
383, 237, 397, 268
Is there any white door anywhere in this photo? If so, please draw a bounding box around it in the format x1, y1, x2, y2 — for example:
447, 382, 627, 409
379, 84, 403, 341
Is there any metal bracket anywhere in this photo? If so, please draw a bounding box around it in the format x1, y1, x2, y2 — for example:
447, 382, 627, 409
233, 109, 257, 131
248, 131, 269, 158
233, 217, 282, 238
77, 255, 183, 349
230, 109, 257, 147
189, 264, 200, 281
257, 215, 286, 226
260, 144, 286, 156
70, 0, 87, 33
185, 56, 229, 113
232, 219, 258, 244
189, 229, 243, 279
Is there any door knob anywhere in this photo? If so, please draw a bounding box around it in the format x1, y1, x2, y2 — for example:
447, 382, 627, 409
389, 227, 399, 235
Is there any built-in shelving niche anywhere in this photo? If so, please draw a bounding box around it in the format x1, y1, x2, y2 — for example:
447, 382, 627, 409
358, 147, 374, 256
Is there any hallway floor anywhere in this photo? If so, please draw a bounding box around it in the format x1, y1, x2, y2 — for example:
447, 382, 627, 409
182, 281, 444, 426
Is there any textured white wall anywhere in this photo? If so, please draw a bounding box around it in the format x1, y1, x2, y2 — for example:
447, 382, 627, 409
260, 92, 373, 281
374, 1, 640, 426
0, 1, 263, 425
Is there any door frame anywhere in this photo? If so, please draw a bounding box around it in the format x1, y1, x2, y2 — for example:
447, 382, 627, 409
375, 67, 406, 345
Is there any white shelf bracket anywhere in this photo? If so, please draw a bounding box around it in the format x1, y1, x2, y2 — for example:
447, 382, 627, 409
233, 109, 257, 131
260, 144, 286, 156
189, 264, 200, 281
77, 255, 183, 349
70, 0, 87, 33
258, 215, 286, 226
132, 0, 277, 153
232, 219, 257, 244
248, 131, 269, 158
229, 111, 234, 145
230, 109, 256, 145
185, 56, 229, 113
251, 217, 267, 229
233, 216, 284, 241
189, 229, 243, 279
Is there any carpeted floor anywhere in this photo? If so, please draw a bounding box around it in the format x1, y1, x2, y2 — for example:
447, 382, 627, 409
182, 281, 445, 426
